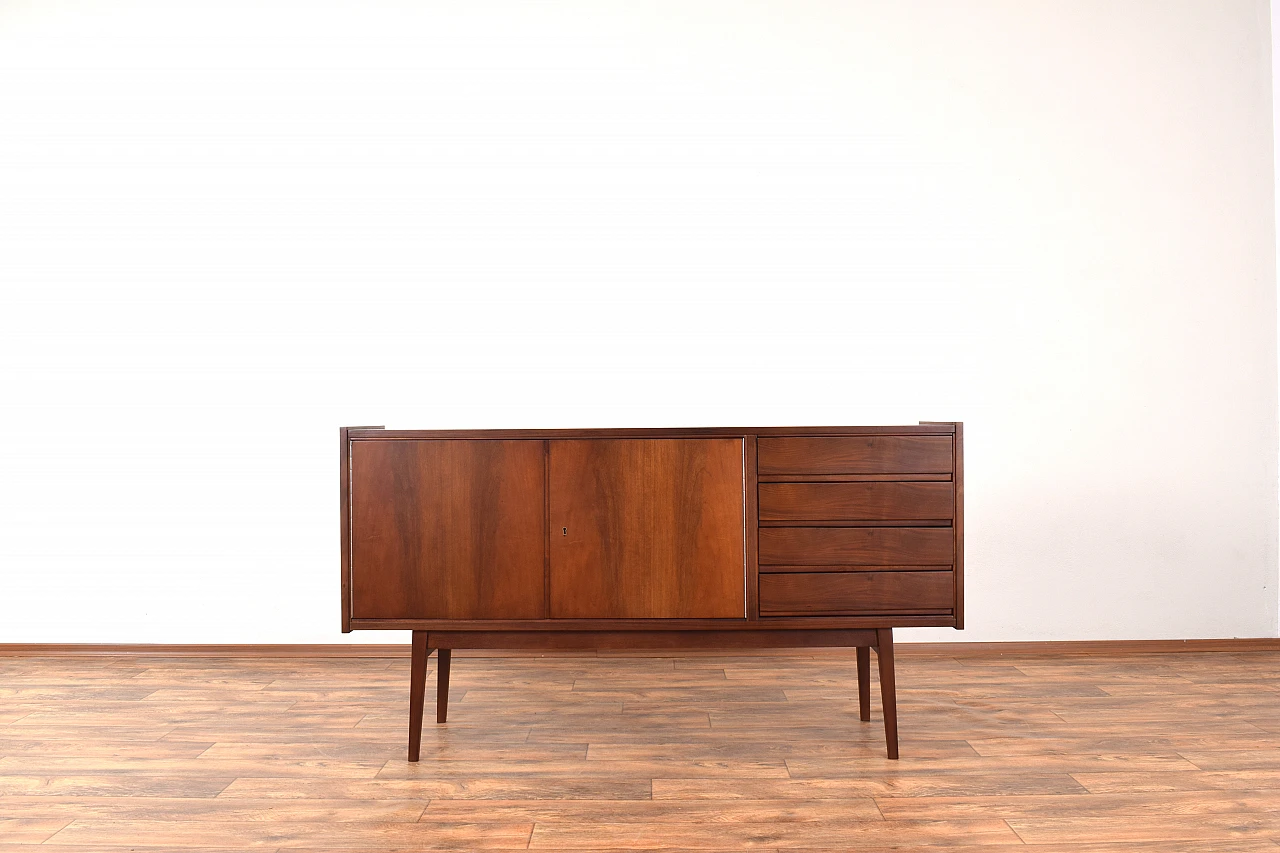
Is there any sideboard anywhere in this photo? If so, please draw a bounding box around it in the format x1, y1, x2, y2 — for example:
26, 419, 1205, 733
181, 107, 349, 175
340, 424, 963, 759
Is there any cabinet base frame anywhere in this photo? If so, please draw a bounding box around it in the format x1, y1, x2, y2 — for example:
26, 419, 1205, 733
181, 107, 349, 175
405, 628, 899, 761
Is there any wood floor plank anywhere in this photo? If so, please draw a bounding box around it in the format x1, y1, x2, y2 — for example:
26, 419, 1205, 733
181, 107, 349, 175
773, 844, 1280, 853
785, 752, 1200, 776
0, 795, 426, 822
585, 740, 974, 761
0, 756, 388, 778
44, 818, 533, 848
375, 758, 791, 780
8, 711, 367, 729
1071, 769, 1280, 793
32, 846, 1270, 853
218, 776, 654, 801
0, 848, 267, 853
967, 734, 1279, 755
196, 741, 587, 762
527, 817, 1023, 848
0, 739, 213, 759
0, 775, 236, 798
1008, 813, 1280, 844
0, 726, 178, 742
652, 775, 1089, 799
874, 790, 1280, 819
419, 797, 885, 822
160, 727, 536, 745
0, 817, 72, 842
1182, 749, 1280, 771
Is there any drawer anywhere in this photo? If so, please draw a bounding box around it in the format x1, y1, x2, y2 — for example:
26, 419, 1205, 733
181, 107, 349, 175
758, 436, 952, 476
760, 571, 953, 615
758, 527, 954, 566
759, 482, 953, 522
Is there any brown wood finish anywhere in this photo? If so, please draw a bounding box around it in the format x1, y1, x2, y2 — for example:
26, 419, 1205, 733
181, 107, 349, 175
759, 472, 954, 483
954, 421, 965, 629
759, 481, 955, 522
351, 614, 959, 630
877, 627, 899, 760
339, 426, 384, 633
5, 647, 1277, 850
759, 571, 955, 616
744, 435, 760, 622
856, 645, 871, 721
759, 563, 950, 574
349, 440, 546, 620
542, 440, 552, 621
436, 649, 451, 725
407, 631, 429, 762
344, 424, 963, 761
340, 428, 351, 633
424, 629, 878, 650
758, 520, 956, 528
759, 526, 954, 566
758, 435, 954, 476
548, 438, 745, 619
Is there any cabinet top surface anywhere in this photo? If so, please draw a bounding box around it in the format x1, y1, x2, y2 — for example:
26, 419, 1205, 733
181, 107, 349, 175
346, 424, 957, 440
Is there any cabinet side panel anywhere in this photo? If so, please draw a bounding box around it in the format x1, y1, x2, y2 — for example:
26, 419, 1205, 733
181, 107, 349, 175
550, 438, 746, 619
349, 440, 546, 620
340, 428, 352, 633
954, 423, 964, 629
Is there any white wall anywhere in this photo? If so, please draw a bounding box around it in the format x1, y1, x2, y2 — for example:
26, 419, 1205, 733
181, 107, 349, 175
0, 0, 1275, 643
1275, 0, 1280, 635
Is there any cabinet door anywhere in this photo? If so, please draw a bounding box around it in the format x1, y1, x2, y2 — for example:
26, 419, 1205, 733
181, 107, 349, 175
549, 439, 745, 619
349, 440, 545, 620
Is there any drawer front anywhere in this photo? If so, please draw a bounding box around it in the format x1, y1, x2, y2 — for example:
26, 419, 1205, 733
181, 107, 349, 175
758, 436, 952, 476
759, 482, 953, 522
759, 527, 954, 566
760, 571, 954, 615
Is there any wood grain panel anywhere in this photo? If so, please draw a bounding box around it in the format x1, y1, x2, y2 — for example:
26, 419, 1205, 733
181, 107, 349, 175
424, 630, 877, 650
745, 436, 760, 621
758, 527, 954, 566
758, 564, 948, 574
549, 439, 745, 619
354, 614, 957, 629
954, 423, 965, 629
758, 482, 954, 522
349, 440, 545, 620
758, 436, 953, 476
759, 571, 953, 615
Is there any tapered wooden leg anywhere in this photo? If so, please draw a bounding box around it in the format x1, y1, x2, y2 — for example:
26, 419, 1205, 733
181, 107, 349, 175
408, 631, 431, 762
436, 648, 451, 724
876, 628, 898, 759
856, 646, 871, 722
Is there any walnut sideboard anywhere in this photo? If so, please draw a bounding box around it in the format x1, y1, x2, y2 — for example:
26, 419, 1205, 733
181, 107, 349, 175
340, 424, 964, 759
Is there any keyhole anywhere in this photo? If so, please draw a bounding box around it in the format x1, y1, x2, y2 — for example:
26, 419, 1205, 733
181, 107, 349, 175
562, 527, 567, 536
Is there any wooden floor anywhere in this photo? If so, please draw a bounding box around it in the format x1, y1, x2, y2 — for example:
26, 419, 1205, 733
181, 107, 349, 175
0, 648, 1278, 851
